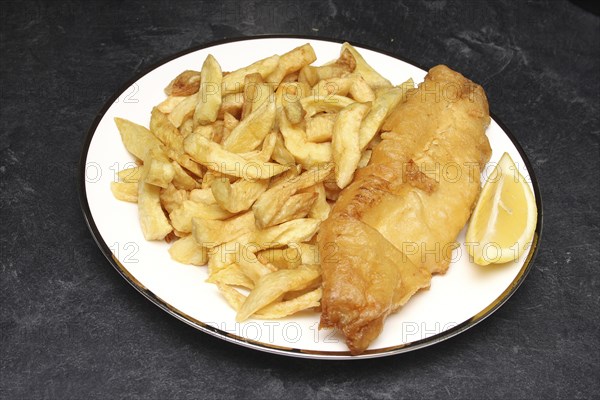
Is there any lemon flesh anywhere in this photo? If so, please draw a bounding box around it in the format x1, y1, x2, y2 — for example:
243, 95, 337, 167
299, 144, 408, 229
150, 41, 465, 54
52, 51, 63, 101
466, 152, 537, 265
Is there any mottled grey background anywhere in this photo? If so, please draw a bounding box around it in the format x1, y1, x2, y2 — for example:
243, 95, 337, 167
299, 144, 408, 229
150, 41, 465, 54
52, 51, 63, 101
1, 0, 598, 399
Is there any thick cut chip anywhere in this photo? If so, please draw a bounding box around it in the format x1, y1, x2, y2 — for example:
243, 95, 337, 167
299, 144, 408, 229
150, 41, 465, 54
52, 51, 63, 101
208, 265, 255, 290
179, 117, 194, 138
150, 107, 204, 177
144, 147, 175, 188
313, 64, 353, 81
168, 95, 197, 128
194, 119, 225, 143
138, 169, 173, 240
241, 75, 273, 121
165, 70, 201, 96
305, 183, 331, 221
236, 249, 276, 285
282, 278, 322, 301
117, 166, 142, 183
223, 111, 240, 131
218, 93, 244, 120
298, 65, 318, 86
169, 199, 234, 233
157, 95, 186, 114
268, 164, 301, 188
253, 164, 333, 228
241, 73, 263, 119
193, 211, 256, 248
236, 264, 320, 321
340, 42, 392, 89
216, 284, 322, 319
160, 183, 189, 214
310, 73, 373, 103
222, 55, 280, 95
296, 243, 320, 265
114, 117, 162, 161
332, 102, 371, 188
193, 124, 216, 141
277, 82, 309, 125
253, 288, 322, 319
324, 176, 341, 201
184, 133, 289, 179
275, 82, 311, 122
166, 148, 204, 178
277, 81, 311, 104
311, 76, 353, 98
111, 182, 138, 203
239, 131, 276, 163
337, 48, 358, 70
171, 161, 198, 190
358, 149, 372, 169
300, 95, 355, 118
306, 113, 336, 143
189, 187, 217, 205
222, 101, 276, 153
208, 219, 319, 266
298, 49, 355, 86
269, 192, 318, 226
211, 120, 226, 144
257, 247, 302, 270
252, 218, 321, 249
168, 235, 208, 266
211, 177, 268, 213
206, 232, 254, 274
358, 80, 413, 150
207, 233, 254, 275
301, 65, 337, 85
257, 243, 319, 270
281, 71, 299, 83
200, 171, 222, 189
283, 98, 305, 125
271, 131, 296, 166
207, 215, 319, 273
216, 283, 246, 311
349, 74, 375, 102
249, 83, 273, 114
266, 44, 317, 87
194, 54, 222, 126
150, 107, 184, 150
279, 111, 332, 169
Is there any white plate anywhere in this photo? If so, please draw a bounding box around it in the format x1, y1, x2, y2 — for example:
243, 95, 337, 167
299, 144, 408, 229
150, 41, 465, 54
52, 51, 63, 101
79, 36, 542, 359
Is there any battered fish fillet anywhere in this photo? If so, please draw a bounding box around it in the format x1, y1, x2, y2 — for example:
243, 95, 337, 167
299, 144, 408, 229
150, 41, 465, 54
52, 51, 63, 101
318, 65, 492, 354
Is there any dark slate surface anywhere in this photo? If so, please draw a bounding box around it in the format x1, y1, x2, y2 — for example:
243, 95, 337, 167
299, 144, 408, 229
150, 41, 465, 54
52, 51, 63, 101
1, 1, 598, 398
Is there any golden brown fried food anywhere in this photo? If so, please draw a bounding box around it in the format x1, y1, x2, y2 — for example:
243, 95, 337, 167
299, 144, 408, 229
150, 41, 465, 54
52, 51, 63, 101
318, 65, 492, 354
319, 210, 431, 354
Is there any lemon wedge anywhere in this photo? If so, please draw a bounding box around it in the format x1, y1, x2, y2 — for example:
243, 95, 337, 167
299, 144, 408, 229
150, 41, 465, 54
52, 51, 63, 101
466, 152, 537, 265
